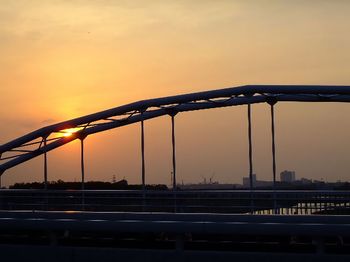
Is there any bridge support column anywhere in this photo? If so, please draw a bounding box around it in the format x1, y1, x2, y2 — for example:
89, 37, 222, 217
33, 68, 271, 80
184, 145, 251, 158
140, 114, 146, 190
169, 112, 178, 213
171, 113, 177, 191
140, 110, 146, 211
80, 138, 85, 209
247, 103, 254, 213
43, 137, 48, 190
42, 136, 49, 210
268, 100, 277, 213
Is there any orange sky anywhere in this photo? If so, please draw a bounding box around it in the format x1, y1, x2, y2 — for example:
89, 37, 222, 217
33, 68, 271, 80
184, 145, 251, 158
1, 1, 350, 186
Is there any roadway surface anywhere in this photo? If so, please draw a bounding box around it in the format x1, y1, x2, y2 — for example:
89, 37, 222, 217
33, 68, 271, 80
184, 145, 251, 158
1, 211, 350, 236
0, 211, 350, 261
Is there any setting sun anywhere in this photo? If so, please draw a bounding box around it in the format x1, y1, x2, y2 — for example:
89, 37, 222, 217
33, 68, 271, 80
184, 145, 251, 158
61, 127, 83, 137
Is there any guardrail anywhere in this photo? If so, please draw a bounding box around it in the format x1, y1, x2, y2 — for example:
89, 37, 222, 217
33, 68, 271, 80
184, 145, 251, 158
0, 189, 349, 214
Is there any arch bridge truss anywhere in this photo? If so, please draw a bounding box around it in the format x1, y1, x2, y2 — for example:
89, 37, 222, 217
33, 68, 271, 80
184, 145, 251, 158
1, 85, 350, 190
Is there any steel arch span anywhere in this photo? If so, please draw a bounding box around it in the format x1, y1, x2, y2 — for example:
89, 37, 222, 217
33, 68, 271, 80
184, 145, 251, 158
1, 84, 350, 177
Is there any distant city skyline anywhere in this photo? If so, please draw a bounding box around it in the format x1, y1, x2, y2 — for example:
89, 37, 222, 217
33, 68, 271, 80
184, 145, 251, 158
1, 1, 350, 186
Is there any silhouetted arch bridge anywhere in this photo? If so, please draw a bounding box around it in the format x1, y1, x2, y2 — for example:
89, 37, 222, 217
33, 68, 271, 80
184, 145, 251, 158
1, 85, 350, 213
2, 85, 350, 259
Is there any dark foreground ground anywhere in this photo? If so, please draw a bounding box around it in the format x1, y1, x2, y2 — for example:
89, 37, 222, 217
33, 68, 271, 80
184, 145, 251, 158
1, 244, 350, 262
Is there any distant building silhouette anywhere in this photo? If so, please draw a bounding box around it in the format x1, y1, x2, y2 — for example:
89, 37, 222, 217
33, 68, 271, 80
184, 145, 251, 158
280, 170, 296, 183
241, 174, 273, 188
243, 174, 256, 187
300, 177, 312, 184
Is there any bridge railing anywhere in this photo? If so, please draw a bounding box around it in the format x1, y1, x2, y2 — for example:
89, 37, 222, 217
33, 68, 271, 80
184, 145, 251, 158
0, 189, 349, 215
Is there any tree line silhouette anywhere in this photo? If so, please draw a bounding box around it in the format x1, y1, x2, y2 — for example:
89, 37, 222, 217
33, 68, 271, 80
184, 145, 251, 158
9, 179, 168, 190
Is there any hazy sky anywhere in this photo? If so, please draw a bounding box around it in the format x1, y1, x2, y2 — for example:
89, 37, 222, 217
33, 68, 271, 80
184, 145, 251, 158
1, 1, 350, 187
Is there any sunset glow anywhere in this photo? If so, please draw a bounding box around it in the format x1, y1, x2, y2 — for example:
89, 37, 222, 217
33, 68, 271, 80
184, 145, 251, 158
1, 1, 350, 187
60, 127, 83, 137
